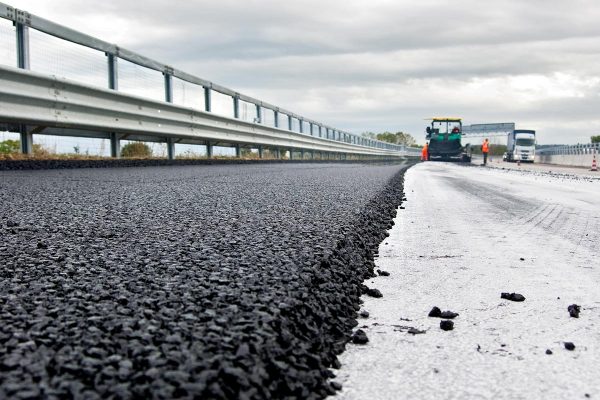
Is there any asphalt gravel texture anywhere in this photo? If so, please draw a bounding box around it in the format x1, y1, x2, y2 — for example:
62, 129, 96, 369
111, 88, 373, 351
0, 162, 412, 399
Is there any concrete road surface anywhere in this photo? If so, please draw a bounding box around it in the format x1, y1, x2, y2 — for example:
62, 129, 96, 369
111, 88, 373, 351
335, 162, 600, 400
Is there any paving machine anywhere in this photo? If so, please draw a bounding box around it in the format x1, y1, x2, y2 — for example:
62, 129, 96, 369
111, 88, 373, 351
425, 117, 471, 162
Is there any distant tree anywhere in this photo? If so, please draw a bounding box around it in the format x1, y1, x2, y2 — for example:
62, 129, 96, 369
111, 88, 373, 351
0, 139, 20, 154
591, 135, 600, 144
121, 142, 152, 158
371, 131, 418, 146
376, 132, 397, 143
395, 132, 417, 146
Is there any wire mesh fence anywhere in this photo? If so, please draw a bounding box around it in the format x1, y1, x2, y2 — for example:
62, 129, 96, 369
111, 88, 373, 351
0, 18, 16, 68
262, 108, 276, 128
239, 99, 258, 123
29, 29, 107, 88
172, 77, 205, 111
211, 90, 235, 118
118, 58, 164, 101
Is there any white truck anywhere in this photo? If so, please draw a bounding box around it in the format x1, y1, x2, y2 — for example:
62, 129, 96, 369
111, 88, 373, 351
505, 130, 536, 163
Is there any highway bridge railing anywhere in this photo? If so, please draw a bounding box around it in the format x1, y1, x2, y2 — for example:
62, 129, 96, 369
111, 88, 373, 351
0, 3, 418, 160
535, 143, 599, 168
536, 143, 599, 156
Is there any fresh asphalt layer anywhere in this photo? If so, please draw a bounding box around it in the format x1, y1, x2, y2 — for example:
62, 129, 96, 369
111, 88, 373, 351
336, 162, 600, 400
0, 162, 412, 399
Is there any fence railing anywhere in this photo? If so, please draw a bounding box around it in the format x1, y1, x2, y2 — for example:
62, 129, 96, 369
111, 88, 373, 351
0, 2, 414, 159
536, 143, 599, 156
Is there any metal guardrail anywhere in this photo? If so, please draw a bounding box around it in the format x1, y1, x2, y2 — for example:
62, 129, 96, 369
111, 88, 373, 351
0, 66, 401, 158
536, 143, 599, 156
0, 2, 415, 159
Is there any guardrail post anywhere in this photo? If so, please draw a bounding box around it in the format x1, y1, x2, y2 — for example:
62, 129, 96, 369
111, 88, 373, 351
258, 145, 264, 159
16, 22, 30, 70
204, 86, 212, 112
206, 142, 213, 158
166, 138, 175, 160
233, 95, 240, 118
274, 110, 279, 128
16, 22, 32, 154
164, 73, 173, 103
109, 133, 120, 158
318, 126, 322, 138
255, 104, 262, 124
275, 148, 280, 159
107, 54, 118, 90
311, 150, 315, 160
309, 123, 313, 136
299, 120, 304, 134
163, 73, 175, 160
18, 126, 32, 155
300, 149, 305, 159
106, 54, 120, 157
235, 144, 241, 158
288, 115, 293, 131
289, 149, 294, 160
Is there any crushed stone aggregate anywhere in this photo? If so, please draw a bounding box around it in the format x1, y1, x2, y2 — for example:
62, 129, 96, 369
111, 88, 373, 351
0, 162, 411, 399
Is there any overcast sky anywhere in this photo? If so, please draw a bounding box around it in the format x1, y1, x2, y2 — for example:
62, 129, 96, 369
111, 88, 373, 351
9, 0, 600, 144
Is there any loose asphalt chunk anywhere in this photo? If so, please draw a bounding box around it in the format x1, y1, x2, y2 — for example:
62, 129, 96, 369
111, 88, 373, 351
352, 329, 370, 345
439, 311, 459, 319
546, 349, 553, 355
564, 342, 576, 351
501, 292, 526, 302
428, 307, 458, 319
428, 306, 442, 317
366, 287, 383, 298
0, 162, 413, 399
376, 269, 390, 276
440, 320, 454, 331
359, 310, 370, 318
568, 304, 581, 318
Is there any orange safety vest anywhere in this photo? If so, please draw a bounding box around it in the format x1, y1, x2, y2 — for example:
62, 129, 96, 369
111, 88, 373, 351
421, 145, 428, 160
482, 141, 489, 153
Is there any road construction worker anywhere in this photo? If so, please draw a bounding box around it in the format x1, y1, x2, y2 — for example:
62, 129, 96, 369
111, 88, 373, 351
482, 138, 490, 165
421, 142, 429, 161
452, 126, 460, 133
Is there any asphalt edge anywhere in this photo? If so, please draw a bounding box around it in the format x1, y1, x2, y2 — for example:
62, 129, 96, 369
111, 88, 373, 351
292, 163, 413, 397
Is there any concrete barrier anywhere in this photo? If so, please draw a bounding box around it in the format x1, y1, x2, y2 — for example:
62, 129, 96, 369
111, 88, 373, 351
537, 153, 595, 168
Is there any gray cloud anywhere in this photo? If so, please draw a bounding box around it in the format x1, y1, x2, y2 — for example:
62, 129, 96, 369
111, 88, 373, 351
11, 0, 600, 144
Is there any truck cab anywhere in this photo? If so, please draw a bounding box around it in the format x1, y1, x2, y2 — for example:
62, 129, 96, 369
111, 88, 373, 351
507, 130, 536, 162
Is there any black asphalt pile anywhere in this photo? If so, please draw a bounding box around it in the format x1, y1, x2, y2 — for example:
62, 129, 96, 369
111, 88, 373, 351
0, 162, 412, 399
